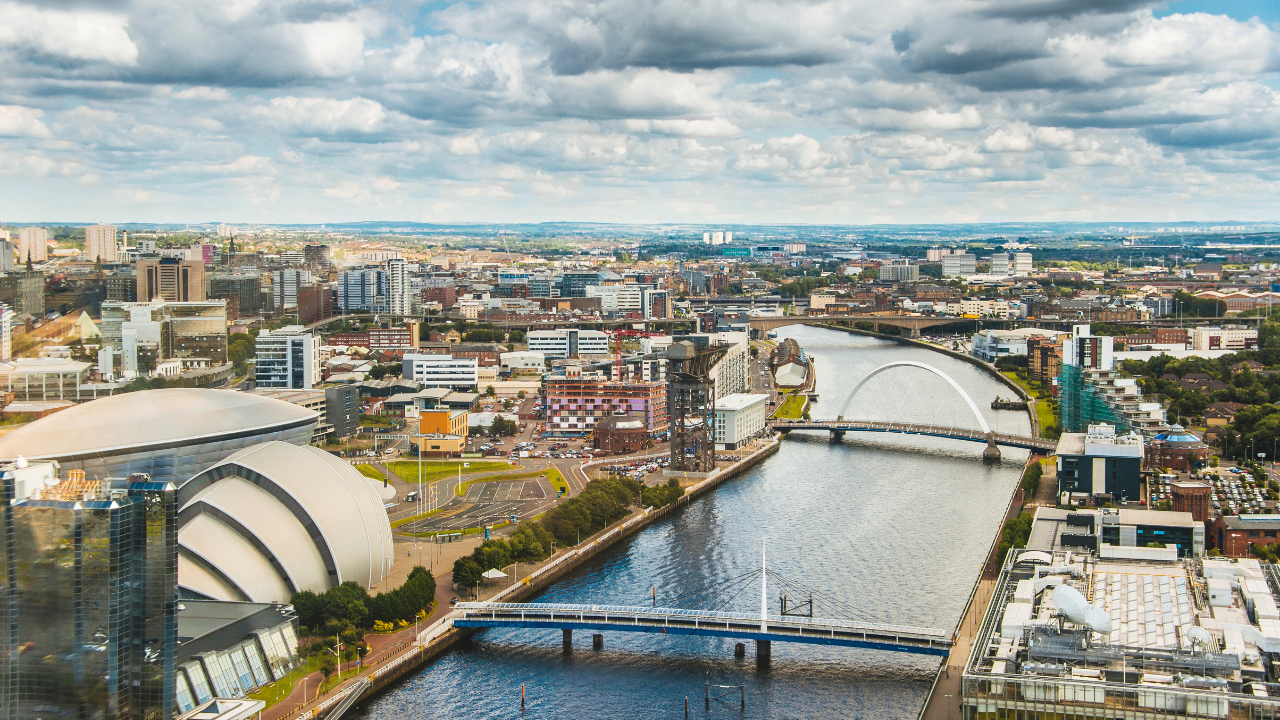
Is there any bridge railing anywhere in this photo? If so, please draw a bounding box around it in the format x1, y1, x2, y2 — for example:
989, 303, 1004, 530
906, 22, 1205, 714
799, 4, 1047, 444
454, 602, 950, 641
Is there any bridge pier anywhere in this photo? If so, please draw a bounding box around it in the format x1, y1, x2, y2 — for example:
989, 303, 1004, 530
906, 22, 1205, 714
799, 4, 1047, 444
593, 633, 604, 650
830, 429, 845, 442
756, 639, 771, 664
735, 643, 746, 659
563, 629, 572, 653
983, 434, 1002, 462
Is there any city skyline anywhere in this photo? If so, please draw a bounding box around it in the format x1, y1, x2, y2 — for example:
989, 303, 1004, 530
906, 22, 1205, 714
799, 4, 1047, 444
0, 0, 1277, 224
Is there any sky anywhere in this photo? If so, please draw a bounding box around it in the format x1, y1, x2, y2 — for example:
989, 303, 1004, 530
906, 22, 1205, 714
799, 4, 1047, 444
0, 0, 1278, 225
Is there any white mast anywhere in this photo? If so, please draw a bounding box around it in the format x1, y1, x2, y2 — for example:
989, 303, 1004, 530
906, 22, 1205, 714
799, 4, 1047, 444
760, 537, 768, 633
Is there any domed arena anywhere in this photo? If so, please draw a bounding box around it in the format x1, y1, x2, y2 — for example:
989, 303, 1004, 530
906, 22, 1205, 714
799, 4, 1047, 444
0, 388, 318, 487
176, 441, 394, 603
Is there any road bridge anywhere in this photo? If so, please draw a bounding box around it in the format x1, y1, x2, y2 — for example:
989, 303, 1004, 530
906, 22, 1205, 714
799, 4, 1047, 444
452, 602, 952, 658
749, 315, 962, 337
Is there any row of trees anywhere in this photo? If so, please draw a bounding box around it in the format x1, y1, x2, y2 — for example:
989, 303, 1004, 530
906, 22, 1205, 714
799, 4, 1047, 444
996, 514, 1033, 565
291, 566, 437, 634
452, 523, 556, 588
640, 478, 685, 508
541, 476, 644, 546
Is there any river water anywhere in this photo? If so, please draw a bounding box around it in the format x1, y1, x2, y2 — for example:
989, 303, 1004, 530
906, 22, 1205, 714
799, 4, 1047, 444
353, 326, 1031, 720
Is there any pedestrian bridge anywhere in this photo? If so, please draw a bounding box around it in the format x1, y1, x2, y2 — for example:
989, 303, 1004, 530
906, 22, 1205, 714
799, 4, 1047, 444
452, 602, 953, 657
770, 419, 1056, 454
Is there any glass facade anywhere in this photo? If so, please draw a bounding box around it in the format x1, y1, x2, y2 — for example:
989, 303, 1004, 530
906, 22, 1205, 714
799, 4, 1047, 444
1, 471, 176, 720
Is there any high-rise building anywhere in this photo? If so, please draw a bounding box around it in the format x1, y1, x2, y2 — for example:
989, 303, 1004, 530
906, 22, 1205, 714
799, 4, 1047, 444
386, 258, 411, 314
209, 273, 262, 318
138, 257, 206, 302
85, 224, 118, 262
989, 252, 1010, 276
881, 263, 920, 282
17, 227, 47, 264
298, 284, 333, 324
272, 269, 311, 309
303, 244, 331, 268
941, 253, 976, 277
337, 269, 387, 312
0, 271, 44, 316
926, 247, 951, 262
1013, 252, 1033, 275
255, 326, 320, 389
1, 465, 177, 720
100, 300, 228, 377
0, 239, 14, 272
0, 303, 12, 361
216, 223, 233, 237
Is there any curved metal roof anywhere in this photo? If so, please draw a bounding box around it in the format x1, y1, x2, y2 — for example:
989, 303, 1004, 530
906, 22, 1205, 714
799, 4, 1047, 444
0, 388, 318, 461
178, 441, 393, 603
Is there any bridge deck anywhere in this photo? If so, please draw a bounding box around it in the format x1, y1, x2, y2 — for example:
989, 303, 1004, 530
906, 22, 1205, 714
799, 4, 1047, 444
453, 602, 953, 656
770, 420, 1056, 452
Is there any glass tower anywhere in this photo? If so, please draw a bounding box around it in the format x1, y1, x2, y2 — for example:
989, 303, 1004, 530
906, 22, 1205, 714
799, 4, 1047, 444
1, 468, 176, 720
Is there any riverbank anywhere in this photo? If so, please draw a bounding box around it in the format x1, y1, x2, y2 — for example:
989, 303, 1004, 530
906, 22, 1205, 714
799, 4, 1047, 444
286, 435, 784, 720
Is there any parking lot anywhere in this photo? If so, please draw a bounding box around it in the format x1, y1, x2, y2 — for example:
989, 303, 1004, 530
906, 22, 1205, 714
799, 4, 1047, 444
1148, 466, 1278, 516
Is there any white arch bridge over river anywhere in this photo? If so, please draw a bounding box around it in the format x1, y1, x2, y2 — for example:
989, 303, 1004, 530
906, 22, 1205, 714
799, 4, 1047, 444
768, 360, 1056, 459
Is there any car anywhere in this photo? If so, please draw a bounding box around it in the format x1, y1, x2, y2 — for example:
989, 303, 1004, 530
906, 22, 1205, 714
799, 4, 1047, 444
450, 597, 460, 606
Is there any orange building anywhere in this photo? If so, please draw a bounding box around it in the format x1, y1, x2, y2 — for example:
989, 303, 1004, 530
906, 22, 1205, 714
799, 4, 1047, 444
420, 408, 468, 437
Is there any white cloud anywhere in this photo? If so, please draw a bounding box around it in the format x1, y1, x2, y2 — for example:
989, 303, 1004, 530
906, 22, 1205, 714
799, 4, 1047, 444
0, 1, 138, 65
174, 87, 232, 101
250, 96, 387, 135
0, 105, 50, 138
624, 118, 742, 137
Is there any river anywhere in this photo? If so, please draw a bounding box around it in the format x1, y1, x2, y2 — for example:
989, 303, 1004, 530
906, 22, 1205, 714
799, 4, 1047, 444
352, 326, 1031, 720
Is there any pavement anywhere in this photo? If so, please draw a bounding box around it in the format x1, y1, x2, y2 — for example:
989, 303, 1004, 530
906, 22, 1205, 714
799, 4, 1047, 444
918, 578, 996, 720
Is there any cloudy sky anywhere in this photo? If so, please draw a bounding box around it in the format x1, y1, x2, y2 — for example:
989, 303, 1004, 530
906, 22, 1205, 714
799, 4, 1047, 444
0, 0, 1278, 224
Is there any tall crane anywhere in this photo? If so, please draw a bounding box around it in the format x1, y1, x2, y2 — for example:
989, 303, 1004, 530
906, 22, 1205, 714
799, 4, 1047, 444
606, 328, 666, 381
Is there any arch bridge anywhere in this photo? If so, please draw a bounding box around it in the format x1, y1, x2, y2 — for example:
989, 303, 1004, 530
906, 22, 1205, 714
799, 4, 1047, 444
769, 361, 1055, 459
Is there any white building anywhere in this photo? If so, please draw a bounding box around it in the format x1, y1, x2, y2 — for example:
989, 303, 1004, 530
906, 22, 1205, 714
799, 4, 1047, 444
941, 253, 976, 277
85, 224, 117, 263
271, 269, 311, 309
337, 269, 386, 312
809, 292, 838, 311
527, 329, 610, 358
713, 393, 769, 450
971, 328, 1066, 363
500, 350, 545, 375
17, 227, 48, 263
702, 331, 751, 398
989, 253, 1010, 276
401, 354, 479, 388
881, 263, 919, 282
0, 303, 12, 362
1191, 326, 1258, 351
216, 224, 233, 237
386, 258, 411, 315
1013, 252, 1033, 275
254, 326, 320, 389
960, 298, 1012, 318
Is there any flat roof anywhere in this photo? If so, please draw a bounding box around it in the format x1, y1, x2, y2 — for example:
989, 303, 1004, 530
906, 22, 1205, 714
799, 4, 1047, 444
715, 393, 769, 411
1054, 433, 1086, 455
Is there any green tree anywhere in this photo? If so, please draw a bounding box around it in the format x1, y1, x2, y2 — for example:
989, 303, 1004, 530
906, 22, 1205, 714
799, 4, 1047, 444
485, 385, 496, 396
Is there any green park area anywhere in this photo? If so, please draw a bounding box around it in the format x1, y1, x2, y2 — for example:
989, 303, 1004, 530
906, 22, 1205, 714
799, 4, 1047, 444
387, 460, 511, 484
773, 393, 808, 419
1000, 371, 1060, 440
355, 464, 384, 481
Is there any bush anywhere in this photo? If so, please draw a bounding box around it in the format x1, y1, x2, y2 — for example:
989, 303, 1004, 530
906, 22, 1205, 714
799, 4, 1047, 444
451, 522, 556, 590
641, 478, 685, 508
291, 566, 436, 632
541, 477, 643, 545
996, 514, 1033, 565
1021, 462, 1043, 497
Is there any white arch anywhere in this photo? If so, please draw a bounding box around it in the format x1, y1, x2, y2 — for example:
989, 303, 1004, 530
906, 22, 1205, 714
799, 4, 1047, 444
836, 360, 991, 434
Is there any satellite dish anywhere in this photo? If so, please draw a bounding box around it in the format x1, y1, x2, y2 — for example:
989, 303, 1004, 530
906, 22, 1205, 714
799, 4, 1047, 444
1186, 626, 1213, 652
1053, 584, 1113, 634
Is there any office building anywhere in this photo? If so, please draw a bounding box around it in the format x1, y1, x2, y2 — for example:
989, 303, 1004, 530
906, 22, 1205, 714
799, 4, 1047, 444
401, 354, 479, 388
303, 244, 331, 267
1, 466, 177, 720
971, 328, 1065, 363
249, 385, 360, 440
177, 442, 392, 603
0, 389, 318, 486
255, 326, 320, 389
544, 369, 667, 437
106, 271, 139, 302
941, 253, 976, 277
1013, 252, 1033, 274
500, 350, 545, 375
100, 300, 228, 377
1054, 423, 1144, 503
559, 271, 603, 298
297, 284, 333, 324
85, 223, 118, 262
527, 328, 610, 358
0, 303, 11, 362
713, 393, 769, 450
0, 239, 12, 272
337, 268, 387, 312
989, 252, 1010, 275
138, 257, 207, 302
209, 273, 262, 318
1191, 326, 1258, 351
422, 285, 457, 308
880, 263, 919, 282
16, 226, 48, 263
386, 257, 411, 314
271, 269, 311, 309
0, 270, 44, 315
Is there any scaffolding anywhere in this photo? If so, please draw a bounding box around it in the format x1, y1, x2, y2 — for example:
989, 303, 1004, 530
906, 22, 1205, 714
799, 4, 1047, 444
1057, 364, 1126, 434
667, 341, 728, 472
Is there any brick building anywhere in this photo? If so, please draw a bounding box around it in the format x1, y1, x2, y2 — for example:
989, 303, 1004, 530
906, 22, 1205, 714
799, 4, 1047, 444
1026, 334, 1063, 386
544, 369, 667, 437
416, 342, 503, 367
298, 285, 333, 324
422, 286, 457, 308
1210, 515, 1280, 557
1171, 481, 1212, 522
591, 414, 648, 454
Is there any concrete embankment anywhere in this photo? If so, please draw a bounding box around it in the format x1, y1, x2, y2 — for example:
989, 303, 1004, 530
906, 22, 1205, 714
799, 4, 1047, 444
305, 437, 784, 718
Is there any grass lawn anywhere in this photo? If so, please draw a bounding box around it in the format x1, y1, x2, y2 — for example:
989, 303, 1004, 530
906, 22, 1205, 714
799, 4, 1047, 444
249, 655, 323, 709
774, 393, 807, 419
355, 464, 384, 481
1000, 372, 1059, 438
387, 460, 511, 484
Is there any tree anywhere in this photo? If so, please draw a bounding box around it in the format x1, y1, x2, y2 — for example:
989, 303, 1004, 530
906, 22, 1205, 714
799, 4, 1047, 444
749, 345, 759, 359
517, 390, 526, 399
452, 557, 483, 589
319, 655, 337, 687
485, 385, 496, 396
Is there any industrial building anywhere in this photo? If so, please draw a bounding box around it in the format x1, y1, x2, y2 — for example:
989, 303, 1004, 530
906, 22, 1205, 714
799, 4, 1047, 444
963, 546, 1280, 719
